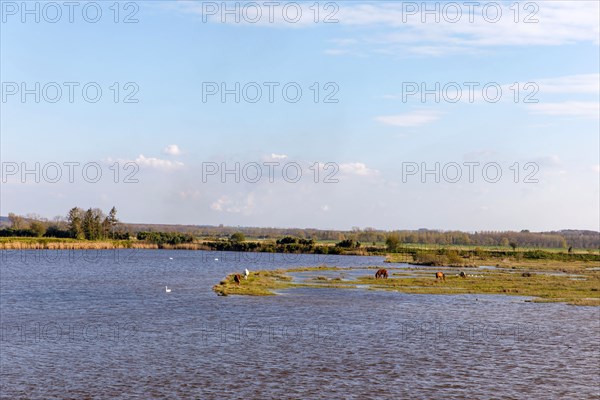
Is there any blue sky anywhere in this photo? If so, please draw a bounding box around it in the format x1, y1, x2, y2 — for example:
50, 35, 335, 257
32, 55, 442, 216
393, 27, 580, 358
1, 1, 599, 231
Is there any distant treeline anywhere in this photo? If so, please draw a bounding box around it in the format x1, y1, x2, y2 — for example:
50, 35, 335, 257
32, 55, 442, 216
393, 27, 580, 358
126, 225, 599, 249
394, 247, 600, 266
204, 236, 366, 254
1, 210, 598, 249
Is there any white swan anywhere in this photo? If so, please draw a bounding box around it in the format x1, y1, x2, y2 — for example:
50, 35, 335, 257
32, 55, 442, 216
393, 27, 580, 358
244, 268, 250, 279
165, 286, 171, 293
169, 257, 173, 260
214, 258, 219, 261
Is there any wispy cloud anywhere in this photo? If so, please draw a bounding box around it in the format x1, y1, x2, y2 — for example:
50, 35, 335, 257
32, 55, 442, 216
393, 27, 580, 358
527, 101, 600, 119
339, 162, 379, 177
536, 74, 600, 94
327, 2, 599, 57
375, 110, 440, 127
163, 144, 182, 156
533, 155, 562, 167
210, 193, 255, 214
135, 154, 184, 170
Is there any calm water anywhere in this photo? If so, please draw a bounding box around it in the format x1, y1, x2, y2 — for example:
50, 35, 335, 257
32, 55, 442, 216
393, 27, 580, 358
1, 250, 599, 399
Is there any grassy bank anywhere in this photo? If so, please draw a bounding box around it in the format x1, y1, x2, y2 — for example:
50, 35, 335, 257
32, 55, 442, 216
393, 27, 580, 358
212, 270, 294, 296
357, 270, 600, 306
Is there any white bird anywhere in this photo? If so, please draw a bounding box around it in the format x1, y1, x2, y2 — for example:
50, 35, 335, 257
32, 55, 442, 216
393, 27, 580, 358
214, 258, 219, 261
244, 268, 250, 279
169, 257, 173, 260
165, 286, 171, 293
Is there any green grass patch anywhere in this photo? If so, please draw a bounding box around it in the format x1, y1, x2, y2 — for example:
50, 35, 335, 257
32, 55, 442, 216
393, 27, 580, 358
212, 270, 294, 296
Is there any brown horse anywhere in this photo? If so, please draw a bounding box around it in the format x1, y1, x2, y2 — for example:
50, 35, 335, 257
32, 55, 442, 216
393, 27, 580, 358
436, 271, 445, 281
375, 268, 388, 279
233, 274, 242, 285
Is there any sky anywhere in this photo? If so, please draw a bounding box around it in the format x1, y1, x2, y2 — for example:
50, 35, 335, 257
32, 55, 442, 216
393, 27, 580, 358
1, 0, 599, 231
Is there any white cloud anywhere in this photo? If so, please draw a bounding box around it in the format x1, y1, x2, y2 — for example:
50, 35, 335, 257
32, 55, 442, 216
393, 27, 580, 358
179, 190, 202, 200
536, 74, 600, 95
325, 2, 599, 57
210, 194, 255, 214
527, 102, 600, 119
163, 144, 182, 156
383, 74, 600, 106
375, 110, 440, 127
135, 154, 184, 170
270, 153, 288, 160
323, 49, 353, 56
339, 162, 379, 177
163, 1, 329, 27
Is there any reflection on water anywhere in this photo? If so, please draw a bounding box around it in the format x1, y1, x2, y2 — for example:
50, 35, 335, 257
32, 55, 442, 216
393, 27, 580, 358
1, 250, 599, 399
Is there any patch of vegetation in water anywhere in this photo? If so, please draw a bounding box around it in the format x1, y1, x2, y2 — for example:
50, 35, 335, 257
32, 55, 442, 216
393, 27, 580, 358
354, 271, 600, 306
212, 270, 293, 296
214, 266, 600, 306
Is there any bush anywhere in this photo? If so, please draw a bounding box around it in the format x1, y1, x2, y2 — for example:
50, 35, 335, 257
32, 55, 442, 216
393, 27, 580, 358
136, 231, 194, 245
336, 239, 360, 248
276, 236, 298, 245
444, 249, 463, 265
230, 232, 246, 243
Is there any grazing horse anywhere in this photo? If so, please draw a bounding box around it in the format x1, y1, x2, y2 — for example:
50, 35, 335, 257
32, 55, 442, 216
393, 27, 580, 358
436, 271, 445, 281
233, 274, 242, 285
459, 271, 466, 278
375, 268, 388, 279
244, 268, 250, 279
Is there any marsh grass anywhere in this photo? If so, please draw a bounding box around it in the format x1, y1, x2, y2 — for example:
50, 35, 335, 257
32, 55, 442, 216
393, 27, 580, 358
212, 270, 293, 296
0, 237, 218, 250
353, 271, 600, 305
214, 266, 600, 306
0, 237, 143, 249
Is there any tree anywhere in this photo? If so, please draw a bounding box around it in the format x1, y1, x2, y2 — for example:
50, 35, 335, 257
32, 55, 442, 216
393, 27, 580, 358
82, 209, 94, 240
385, 234, 401, 252
67, 207, 84, 239
509, 241, 518, 251
230, 232, 246, 243
105, 206, 119, 238
82, 208, 105, 240
29, 221, 46, 237
8, 213, 25, 229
